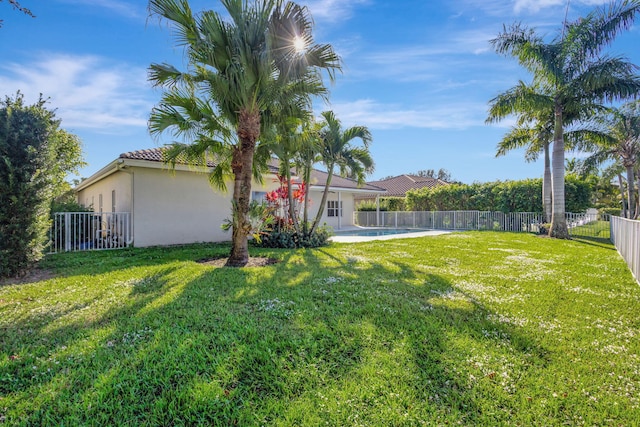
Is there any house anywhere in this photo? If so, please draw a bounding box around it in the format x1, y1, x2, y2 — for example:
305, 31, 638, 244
75, 148, 386, 247
354, 174, 450, 205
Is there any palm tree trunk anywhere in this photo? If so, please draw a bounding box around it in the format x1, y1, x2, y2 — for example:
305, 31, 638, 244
310, 163, 334, 235
550, 104, 569, 238
227, 109, 260, 267
636, 170, 640, 219
543, 142, 552, 223
624, 164, 636, 219
284, 162, 300, 232
618, 174, 627, 218
300, 156, 313, 237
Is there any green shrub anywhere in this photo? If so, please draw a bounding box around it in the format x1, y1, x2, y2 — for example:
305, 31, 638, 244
357, 200, 387, 211
356, 197, 405, 212
257, 224, 332, 249
406, 178, 592, 213
599, 207, 621, 216
1, 95, 54, 277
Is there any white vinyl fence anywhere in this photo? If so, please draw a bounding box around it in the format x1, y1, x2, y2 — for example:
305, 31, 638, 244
610, 216, 640, 284
354, 210, 609, 238
49, 212, 132, 253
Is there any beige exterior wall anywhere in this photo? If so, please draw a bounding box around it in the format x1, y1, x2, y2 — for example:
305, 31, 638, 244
77, 170, 131, 213
306, 189, 355, 230
76, 161, 371, 248
131, 167, 280, 247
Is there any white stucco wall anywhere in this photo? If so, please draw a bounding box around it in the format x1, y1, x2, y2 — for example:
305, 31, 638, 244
76, 161, 369, 247
131, 167, 280, 247
306, 189, 355, 230
76, 170, 131, 213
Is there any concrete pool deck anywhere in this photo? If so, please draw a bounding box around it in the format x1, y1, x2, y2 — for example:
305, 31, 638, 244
330, 228, 451, 243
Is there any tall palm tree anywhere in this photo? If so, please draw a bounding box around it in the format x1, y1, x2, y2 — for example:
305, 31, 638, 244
147, 0, 341, 266
310, 111, 374, 234
489, 0, 640, 238
270, 115, 308, 231
489, 83, 597, 222
489, 84, 555, 221
582, 102, 640, 218
293, 119, 322, 236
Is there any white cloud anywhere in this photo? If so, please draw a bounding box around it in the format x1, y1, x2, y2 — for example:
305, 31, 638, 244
55, 0, 143, 19
326, 99, 490, 130
301, 0, 370, 22
0, 53, 153, 131
514, 0, 608, 14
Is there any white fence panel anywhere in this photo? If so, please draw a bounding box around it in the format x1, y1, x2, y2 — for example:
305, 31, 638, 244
49, 212, 132, 253
610, 216, 640, 284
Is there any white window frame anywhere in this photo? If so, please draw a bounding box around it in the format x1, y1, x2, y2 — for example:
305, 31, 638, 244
252, 191, 268, 204
327, 200, 343, 217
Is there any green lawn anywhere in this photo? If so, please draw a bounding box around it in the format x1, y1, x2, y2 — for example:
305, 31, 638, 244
569, 220, 611, 240
1, 232, 639, 426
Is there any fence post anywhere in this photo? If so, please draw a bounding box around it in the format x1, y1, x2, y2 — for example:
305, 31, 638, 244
64, 213, 71, 252
394, 211, 398, 228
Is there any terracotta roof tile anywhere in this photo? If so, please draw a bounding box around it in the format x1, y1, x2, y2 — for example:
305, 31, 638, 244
366, 174, 449, 197
308, 169, 386, 192
119, 148, 383, 191
119, 148, 280, 172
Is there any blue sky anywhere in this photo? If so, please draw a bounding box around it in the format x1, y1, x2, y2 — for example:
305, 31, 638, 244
1, 0, 638, 183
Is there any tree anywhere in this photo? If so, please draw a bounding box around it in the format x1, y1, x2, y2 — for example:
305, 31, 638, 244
294, 119, 322, 236
310, 110, 373, 234
0, 0, 34, 27
582, 101, 640, 218
489, 84, 597, 222
415, 168, 453, 181
148, 0, 340, 266
0, 93, 84, 278
489, 0, 640, 238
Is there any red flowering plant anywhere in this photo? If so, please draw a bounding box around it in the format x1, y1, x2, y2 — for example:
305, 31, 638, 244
264, 175, 306, 231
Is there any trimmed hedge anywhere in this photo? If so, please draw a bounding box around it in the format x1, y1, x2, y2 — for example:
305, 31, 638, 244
405, 177, 592, 213
357, 197, 405, 212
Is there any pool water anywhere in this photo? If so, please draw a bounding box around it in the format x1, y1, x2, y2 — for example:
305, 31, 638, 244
335, 228, 428, 237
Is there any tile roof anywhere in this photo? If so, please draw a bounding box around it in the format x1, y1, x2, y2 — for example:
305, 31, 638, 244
308, 169, 386, 192
366, 174, 449, 197
119, 148, 384, 191
119, 148, 280, 173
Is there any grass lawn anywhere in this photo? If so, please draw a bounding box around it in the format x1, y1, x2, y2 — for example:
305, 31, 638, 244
569, 220, 611, 240
1, 232, 639, 426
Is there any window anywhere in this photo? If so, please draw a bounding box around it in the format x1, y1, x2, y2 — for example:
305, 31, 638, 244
252, 191, 268, 204
111, 190, 116, 212
327, 200, 342, 217
99, 194, 103, 213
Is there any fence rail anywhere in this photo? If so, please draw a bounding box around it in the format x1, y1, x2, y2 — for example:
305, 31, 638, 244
353, 210, 610, 239
49, 212, 132, 253
610, 216, 640, 284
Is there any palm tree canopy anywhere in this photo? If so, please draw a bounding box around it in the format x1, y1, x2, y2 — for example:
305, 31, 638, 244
318, 110, 374, 184
147, 0, 341, 266
148, 0, 340, 128
490, 2, 640, 107
582, 101, 640, 168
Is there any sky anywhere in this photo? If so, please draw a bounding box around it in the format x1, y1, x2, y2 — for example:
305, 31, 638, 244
0, 0, 638, 184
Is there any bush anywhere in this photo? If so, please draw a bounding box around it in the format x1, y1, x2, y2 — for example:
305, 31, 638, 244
257, 224, 332, 249
357, 200, 386, 212
1, 95, 54, 277
406, 178, 592, 214
599, 207, 621, 217
356, 197, 405, 212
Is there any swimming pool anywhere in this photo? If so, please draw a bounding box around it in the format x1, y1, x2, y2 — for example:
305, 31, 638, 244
335, 228, 429, 237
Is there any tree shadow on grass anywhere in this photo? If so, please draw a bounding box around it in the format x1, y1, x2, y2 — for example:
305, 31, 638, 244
2, 245, 552, 425
570, 235, 616, 250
